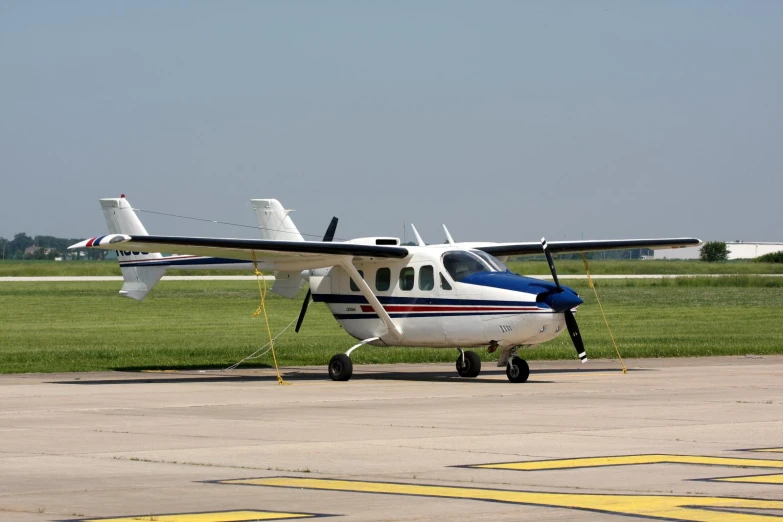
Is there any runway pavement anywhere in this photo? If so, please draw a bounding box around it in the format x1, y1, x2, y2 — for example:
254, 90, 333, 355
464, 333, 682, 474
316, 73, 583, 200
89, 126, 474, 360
1, 356, 782, 521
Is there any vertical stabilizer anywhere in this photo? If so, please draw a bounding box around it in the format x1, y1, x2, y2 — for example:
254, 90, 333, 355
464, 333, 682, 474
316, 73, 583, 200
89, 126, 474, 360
251, 199, 306, 297
100, 196, 165, 301
251, 199, 304, 242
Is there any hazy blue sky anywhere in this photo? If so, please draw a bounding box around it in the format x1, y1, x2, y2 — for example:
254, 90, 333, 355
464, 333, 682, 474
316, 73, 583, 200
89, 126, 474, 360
2, 1, 781, 244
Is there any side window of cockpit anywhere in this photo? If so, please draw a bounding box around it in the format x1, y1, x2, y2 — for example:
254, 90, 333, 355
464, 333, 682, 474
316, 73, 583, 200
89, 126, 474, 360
349, 270, 364, 292
419, 265, 434, 291
440, 273, 452, 290
376, 267, 391, 291
399, 267, 415, 291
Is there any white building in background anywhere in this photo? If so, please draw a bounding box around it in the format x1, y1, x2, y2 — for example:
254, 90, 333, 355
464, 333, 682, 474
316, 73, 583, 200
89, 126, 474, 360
654, 242, 783, 260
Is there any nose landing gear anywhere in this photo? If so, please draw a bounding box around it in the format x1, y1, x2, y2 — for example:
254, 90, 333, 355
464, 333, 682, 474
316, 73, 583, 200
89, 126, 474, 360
506, 357, 530, 383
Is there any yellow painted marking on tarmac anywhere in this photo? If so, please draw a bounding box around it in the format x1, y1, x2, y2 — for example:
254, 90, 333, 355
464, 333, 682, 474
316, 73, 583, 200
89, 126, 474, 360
223, 477, 783, 522
82, 510, 315, 522
747, 448, 783, 453
712, 474, 783, 485
470, 454, 783, 471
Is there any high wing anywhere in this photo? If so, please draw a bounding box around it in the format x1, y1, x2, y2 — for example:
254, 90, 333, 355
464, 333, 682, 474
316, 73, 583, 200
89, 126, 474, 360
476, 237, 701, 257
69, 234, 409, 271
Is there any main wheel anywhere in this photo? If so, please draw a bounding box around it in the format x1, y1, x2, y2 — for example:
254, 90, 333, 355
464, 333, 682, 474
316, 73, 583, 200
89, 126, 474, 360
328, 353, 353, 381
506, 357, 530, 383
456, 350, 482, 378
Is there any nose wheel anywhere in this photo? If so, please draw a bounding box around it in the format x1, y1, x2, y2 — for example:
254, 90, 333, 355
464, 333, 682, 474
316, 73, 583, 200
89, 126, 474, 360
506, 357, 530, 383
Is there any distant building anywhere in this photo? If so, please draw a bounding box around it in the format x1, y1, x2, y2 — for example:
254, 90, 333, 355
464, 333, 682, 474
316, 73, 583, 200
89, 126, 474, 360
654, 242, 783, 260
23, 246, 55, 257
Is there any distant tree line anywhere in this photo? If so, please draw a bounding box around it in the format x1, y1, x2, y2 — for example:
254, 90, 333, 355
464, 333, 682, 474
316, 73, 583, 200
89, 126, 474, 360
511, 248, 655, 262
0, 233, 108, 260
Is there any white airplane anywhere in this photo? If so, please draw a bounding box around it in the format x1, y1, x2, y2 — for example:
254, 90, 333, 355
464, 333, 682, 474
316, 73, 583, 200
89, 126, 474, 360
71, 196, 700, 383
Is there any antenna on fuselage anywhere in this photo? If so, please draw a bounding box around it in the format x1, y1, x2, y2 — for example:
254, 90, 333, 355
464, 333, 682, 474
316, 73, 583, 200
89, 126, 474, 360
443, 225, 455, 246
410, 224, 426, 246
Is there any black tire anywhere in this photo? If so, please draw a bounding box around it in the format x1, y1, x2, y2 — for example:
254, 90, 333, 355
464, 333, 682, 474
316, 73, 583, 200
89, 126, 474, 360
506, 357, 530, 383
456, 350, 482, 378
328, 353, 353, 381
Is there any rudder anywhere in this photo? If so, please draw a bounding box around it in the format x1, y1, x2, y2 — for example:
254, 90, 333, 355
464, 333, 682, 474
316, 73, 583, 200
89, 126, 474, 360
100, 196, 165, 301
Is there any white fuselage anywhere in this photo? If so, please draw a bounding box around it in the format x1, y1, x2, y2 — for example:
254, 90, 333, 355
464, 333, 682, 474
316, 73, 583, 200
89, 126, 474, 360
310, 246, 568, 349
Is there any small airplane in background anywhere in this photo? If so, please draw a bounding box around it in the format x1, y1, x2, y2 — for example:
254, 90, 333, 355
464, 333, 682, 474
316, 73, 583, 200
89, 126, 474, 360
71, 196, 700, 383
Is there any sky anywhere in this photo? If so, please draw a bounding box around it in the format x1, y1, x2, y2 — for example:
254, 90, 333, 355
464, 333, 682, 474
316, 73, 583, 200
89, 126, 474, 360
1, 1, 782, 244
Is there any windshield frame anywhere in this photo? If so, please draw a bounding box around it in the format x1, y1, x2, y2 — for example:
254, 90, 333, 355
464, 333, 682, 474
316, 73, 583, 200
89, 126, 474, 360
470, 249, 510, 272
441, 250, 496, 282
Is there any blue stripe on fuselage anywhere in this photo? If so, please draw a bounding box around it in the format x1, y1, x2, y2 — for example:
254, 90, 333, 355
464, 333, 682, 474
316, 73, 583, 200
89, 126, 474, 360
312, 294, 541, 308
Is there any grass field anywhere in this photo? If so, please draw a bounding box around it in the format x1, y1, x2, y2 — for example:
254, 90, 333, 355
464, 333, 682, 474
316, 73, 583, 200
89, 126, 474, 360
1, 278, 782, 374
2, 259, 783, 277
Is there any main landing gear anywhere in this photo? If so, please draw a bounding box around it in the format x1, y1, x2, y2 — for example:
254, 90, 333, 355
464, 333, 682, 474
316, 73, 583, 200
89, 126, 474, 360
328, 336, 380, 382
328, 353, 353, 381
456, 349, 481, 378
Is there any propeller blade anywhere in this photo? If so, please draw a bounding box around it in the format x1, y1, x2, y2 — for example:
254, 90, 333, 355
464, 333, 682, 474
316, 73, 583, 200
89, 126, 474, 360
541, 237, 561, 289
294, 289, 311, 333
295, 217, 338, 333
564, 309, 587, 363
323, 217, 338, 242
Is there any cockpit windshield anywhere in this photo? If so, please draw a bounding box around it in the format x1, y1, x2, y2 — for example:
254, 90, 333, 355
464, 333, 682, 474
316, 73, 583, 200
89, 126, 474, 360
471, 249, 510, 272
442, 250, 508, 282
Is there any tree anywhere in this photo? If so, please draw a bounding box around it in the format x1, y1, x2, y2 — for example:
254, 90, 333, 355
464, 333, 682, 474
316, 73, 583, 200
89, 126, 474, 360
10, 232, 34, 259
756, 251, 783, 263
700, 241, 729, 262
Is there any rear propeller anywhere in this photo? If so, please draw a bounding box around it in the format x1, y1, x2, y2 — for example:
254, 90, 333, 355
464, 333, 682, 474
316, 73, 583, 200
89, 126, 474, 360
294, 217, 338, 333
541, 238, 587, 363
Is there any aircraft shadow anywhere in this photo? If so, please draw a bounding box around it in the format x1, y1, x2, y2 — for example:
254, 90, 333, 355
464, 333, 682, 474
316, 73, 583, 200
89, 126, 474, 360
52, 366, 645, 386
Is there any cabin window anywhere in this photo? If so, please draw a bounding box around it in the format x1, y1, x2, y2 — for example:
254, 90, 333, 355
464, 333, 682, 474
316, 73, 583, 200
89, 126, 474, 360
349, 270, 364, 292
376, 267, 391, 291
442, 251, 491, 282
440, 273, 452, 290
399, 267, 415, 291
419, 265, 434, 291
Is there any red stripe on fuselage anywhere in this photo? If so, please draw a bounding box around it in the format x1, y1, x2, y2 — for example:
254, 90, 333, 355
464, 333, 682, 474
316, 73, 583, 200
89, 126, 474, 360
359, 305, 539, 313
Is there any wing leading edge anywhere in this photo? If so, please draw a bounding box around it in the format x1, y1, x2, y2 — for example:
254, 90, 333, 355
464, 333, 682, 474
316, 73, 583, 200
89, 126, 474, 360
69, 234, 409, 271
477, 238, 701, 257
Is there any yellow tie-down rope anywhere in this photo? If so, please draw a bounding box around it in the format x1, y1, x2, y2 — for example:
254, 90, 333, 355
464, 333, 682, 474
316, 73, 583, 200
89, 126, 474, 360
251, 251, 290, 385
581, 253, 627, 374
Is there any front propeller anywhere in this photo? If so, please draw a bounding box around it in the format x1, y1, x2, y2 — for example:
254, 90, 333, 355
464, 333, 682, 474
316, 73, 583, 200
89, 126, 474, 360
541, 237, 587, 363
294, 217, 338, 333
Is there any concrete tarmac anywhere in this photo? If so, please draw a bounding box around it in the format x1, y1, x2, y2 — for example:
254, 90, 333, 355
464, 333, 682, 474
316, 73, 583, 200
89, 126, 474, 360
1, 356, 782, 521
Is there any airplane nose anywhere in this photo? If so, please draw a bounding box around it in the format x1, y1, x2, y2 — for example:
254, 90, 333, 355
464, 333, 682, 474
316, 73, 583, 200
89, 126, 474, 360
545, 289, 583, 312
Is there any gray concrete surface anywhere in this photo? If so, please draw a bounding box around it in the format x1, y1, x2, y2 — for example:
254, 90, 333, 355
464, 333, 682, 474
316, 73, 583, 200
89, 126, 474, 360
1, 357, 782, 521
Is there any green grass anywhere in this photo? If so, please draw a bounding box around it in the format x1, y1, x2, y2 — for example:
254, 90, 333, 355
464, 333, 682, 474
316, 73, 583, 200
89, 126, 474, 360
3, 259, 783, 277
1, 278, 782, 374
0, 260, 253, 277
